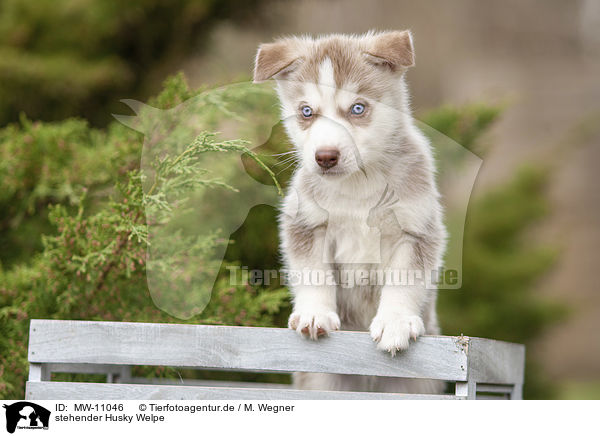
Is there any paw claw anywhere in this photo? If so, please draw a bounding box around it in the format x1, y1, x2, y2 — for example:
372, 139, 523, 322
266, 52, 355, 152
289, 310, 340, 340
369, 314, 425, 355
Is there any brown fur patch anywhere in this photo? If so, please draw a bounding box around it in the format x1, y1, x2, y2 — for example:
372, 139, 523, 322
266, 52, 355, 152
406, 225, 444, 270
269, 32, 415, 104
365, 30, 415, 70
283, 218, 319, 258
254, 40, 302, 82
295, 36, 390, 101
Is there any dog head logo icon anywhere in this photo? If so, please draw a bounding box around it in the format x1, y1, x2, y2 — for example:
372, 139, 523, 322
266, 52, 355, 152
3, 402, 50, 433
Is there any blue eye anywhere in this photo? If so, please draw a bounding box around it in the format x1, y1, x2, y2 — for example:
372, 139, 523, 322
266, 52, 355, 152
301, 105, 313, 118
351, 103, 365, 115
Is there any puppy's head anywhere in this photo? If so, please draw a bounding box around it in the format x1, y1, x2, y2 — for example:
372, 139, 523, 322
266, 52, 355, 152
254, 30, 415, 179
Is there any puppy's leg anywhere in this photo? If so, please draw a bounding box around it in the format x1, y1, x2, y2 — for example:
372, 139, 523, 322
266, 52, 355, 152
284, 224, 340, 339
369, 242, 434, 355
372, 294, 445, 394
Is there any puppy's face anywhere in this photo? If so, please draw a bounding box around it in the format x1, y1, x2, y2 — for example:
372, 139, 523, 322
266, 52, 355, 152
254, 31, 415, 179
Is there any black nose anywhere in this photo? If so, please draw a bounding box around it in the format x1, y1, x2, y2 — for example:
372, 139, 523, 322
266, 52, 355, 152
315, 149, 339, 169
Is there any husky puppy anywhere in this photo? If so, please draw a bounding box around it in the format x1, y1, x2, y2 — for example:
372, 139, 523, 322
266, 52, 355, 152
253, 30, 446, 393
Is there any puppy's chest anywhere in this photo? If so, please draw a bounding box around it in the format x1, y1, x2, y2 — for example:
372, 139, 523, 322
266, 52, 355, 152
323, 207, 388, 265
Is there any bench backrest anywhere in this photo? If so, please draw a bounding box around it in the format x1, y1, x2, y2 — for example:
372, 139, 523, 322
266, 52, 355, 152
26, 319, 525, 400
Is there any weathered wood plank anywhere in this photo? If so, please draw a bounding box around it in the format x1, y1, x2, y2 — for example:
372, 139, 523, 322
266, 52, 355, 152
129, 377, 291, 390
28, 320, 468, 381
47, 363, 128, 375
25, 381, 461, 400
467, 337, 525, 385
475, 383, 515, 394
476, 394, 509, 400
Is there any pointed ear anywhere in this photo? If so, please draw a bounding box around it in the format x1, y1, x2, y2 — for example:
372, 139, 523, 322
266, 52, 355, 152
364, 30, 415, 71
253, 40, 302, 82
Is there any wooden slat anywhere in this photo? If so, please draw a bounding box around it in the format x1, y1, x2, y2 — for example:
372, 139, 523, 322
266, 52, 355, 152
467, 338, 526, 385
130, 377, 291, 390
476, 394, 509, 400
47, 363, 127, 375
25, 381, 461, 400
475, 383, 515, 394
28, 320, 468, 381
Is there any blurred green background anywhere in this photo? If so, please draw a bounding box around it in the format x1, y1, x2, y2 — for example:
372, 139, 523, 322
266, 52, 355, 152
1, 0, 599, 399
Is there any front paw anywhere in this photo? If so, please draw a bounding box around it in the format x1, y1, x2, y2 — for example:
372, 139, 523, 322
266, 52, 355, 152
288, 309, 340, 340
369, 314, 425, 356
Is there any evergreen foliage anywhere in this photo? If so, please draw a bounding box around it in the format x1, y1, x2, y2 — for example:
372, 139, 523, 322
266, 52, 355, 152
0, 0, 261, 126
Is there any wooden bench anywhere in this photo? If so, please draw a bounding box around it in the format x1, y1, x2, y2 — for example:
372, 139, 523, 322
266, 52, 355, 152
26, 319, 525, 400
